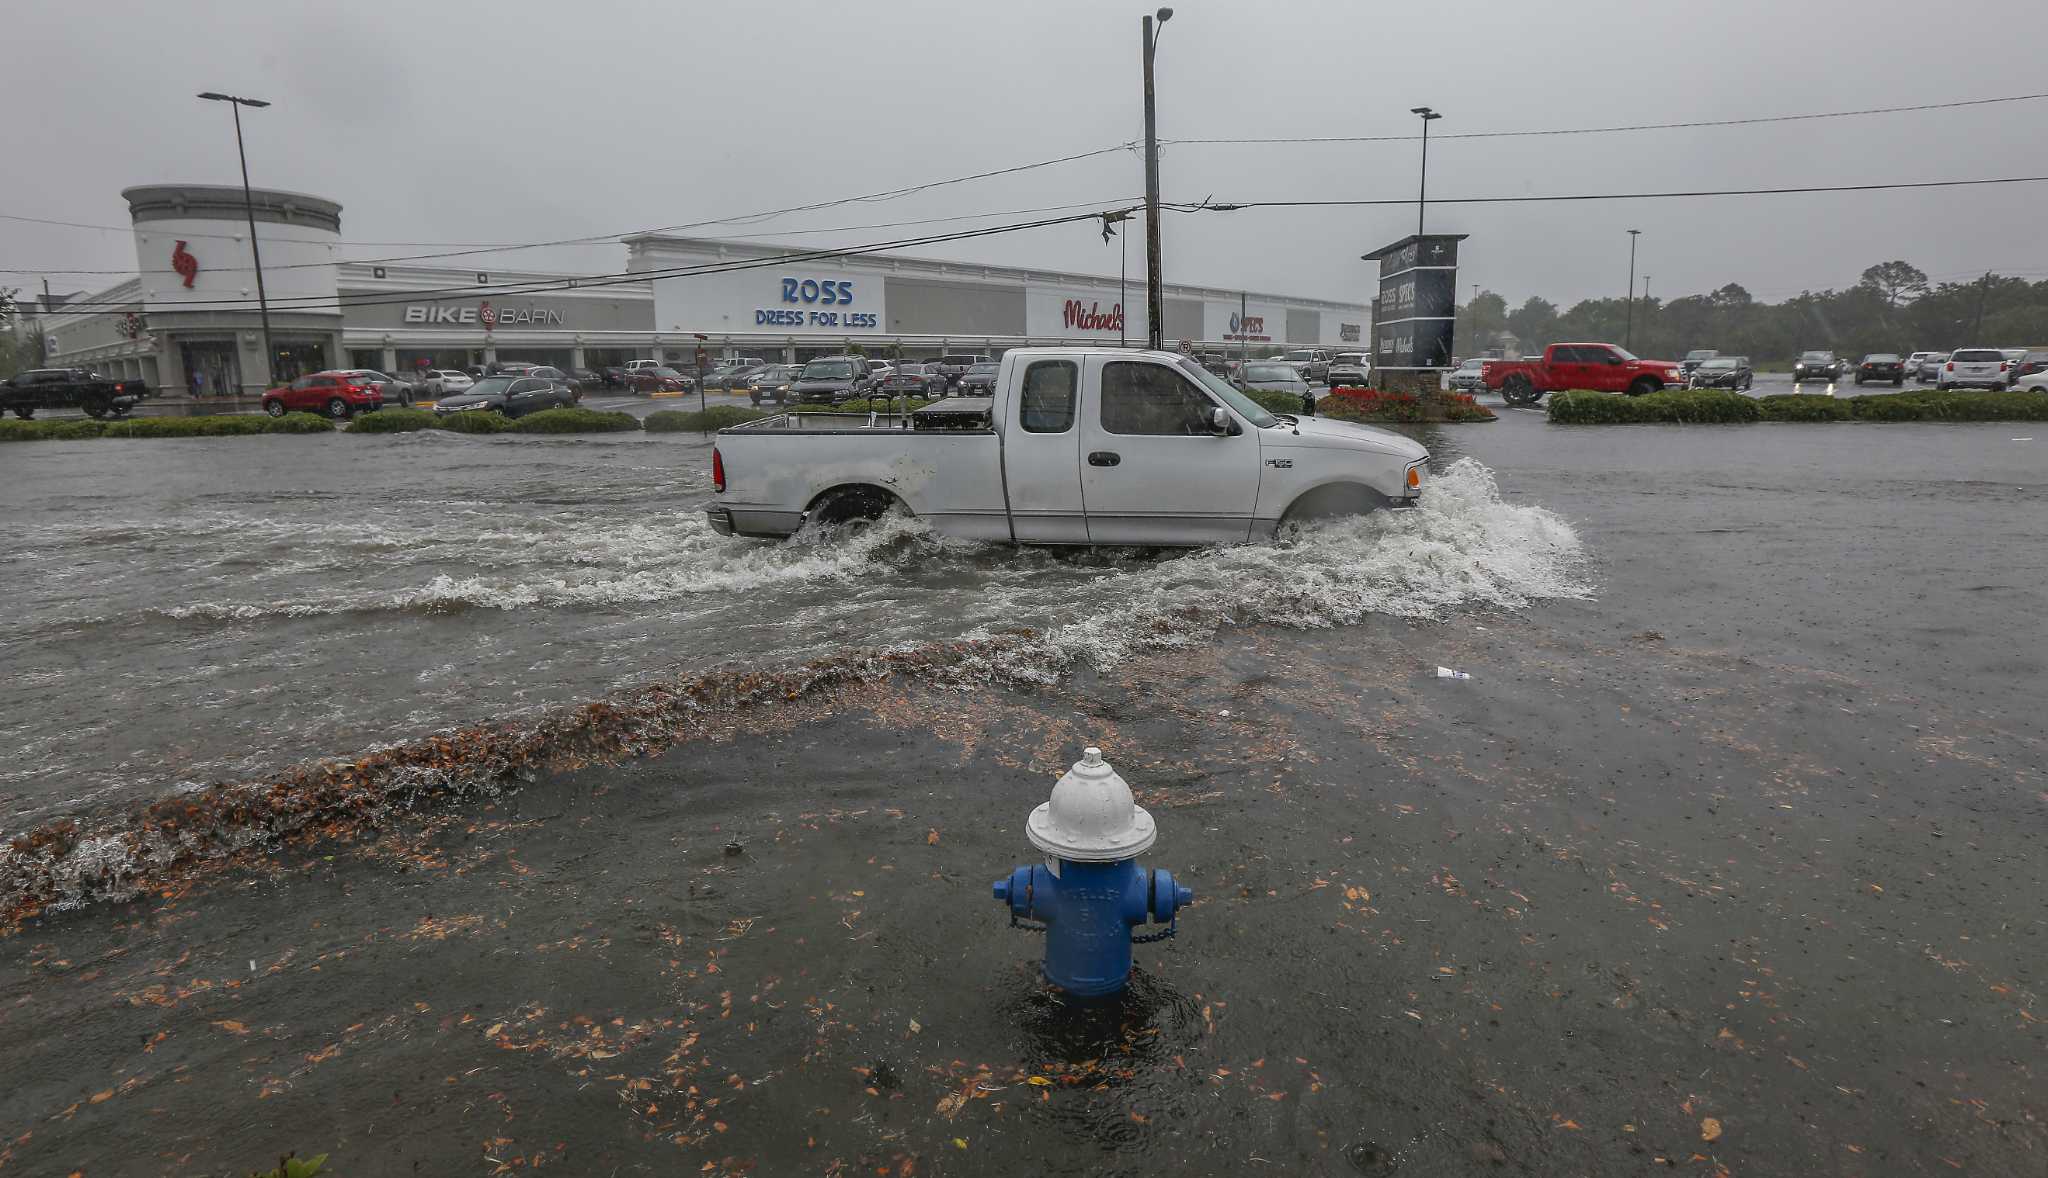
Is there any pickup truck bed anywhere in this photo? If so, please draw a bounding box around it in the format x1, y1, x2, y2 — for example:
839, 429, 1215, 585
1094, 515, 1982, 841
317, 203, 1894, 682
707, 347, 1430, 548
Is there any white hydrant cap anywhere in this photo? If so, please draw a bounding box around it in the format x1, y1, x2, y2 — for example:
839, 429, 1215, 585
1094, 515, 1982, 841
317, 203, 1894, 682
1026, 746, 1158, 862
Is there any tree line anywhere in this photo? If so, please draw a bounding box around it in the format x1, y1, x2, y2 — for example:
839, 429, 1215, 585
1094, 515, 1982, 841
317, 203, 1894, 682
1456, 262, 2048, 365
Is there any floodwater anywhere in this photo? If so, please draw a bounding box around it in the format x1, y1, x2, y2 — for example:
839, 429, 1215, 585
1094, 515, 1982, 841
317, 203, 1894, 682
2, 423, 1585, 835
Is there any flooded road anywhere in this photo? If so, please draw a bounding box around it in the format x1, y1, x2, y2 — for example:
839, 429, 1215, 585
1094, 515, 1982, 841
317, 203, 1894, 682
2, 424, 1583, 833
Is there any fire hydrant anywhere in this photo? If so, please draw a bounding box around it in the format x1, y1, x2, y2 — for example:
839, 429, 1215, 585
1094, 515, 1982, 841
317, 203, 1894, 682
992, 746, 1193, 997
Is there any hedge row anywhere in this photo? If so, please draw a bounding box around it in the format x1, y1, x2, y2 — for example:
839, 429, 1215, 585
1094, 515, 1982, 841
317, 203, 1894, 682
1320, 388, 1496, 424
344, 407, 640, 435
644, 406, 777, 432
0, 412, 335, 442
1548, 388, 2048, 424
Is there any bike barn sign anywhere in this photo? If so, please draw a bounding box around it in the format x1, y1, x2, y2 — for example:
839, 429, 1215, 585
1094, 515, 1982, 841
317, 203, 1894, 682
401, 301, 566, 328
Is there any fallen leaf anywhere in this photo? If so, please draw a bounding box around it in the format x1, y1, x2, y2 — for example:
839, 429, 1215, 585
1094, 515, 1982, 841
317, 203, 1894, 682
927, 829, 941, 845
953, 1138, 968, 1150
89, 1090, 113, 1104
1701, 1117, 1723, 1142
214, 1020, 249, 1035
1026, 1076, 1052, 1087
908, 1019, 922, 1035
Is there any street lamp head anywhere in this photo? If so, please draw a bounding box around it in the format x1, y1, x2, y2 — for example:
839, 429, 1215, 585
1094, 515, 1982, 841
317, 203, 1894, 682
197, 92, 270, 107
1628, 228, 1642, 236
1155, 7, 1173, 21
1411, 106, 1441, 120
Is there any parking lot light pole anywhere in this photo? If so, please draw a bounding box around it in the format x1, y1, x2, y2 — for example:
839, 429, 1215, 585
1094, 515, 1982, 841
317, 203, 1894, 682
1410, 106, 1441, 239
1625, 229, 1642, 349
1142, 8, 1172, 352
198, 92, 274, 388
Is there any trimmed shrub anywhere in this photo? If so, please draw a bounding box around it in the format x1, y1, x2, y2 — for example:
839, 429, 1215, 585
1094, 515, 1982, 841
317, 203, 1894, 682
1757, 395, 1853, 421
346, 408, 439, 433
98, 412, 335, 437
434, 410, 514, 434
1547, 389, 1757, 424
645, 406, 776, 432
1245, 387, 1313, 414
507, 407, 641, 434
1319, 388, 1494, 423
1883, 390, 2048, 421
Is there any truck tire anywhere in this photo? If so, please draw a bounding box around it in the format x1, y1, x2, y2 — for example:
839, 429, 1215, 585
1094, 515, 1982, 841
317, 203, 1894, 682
1502, 375, 1535, 406
13, 407, 34, 420
1627, 378, 1662, 397
806, 485, 903, 530
82, 394, 111, 419
264, 399, 287, 418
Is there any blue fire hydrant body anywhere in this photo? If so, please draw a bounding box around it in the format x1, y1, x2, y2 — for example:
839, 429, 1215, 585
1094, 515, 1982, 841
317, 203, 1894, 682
991, 747, 1193, 997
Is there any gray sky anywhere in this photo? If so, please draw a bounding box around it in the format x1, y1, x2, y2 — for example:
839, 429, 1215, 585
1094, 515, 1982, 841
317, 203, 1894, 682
7, 0, 2045, 310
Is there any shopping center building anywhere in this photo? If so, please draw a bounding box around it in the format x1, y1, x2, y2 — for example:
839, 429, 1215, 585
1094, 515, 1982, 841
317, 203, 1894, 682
38, 184, 1370, 394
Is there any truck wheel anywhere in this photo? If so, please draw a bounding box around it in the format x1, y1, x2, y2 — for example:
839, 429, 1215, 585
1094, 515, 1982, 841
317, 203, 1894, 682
264, 399, 287, 418
82, 396, 110, 419
1627, 378, 1662, 397
1893, 376, 1903, 387
1502, 375, 1534, 405
326, 397, 351, 419
13, 407, 34, 420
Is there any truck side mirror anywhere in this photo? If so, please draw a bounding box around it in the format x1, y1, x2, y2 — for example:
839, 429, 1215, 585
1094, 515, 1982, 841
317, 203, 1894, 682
1208, 406, 1230, 434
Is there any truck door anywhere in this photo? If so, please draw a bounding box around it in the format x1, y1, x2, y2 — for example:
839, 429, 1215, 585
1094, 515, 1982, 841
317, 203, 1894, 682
1546, 346, 1587, 390
1001, 357, 1090, 544
1078, 356, 1260, 545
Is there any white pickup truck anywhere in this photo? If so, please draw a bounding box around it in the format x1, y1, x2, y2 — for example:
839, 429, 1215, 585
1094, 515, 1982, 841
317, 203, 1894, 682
705, 347, 1428, 546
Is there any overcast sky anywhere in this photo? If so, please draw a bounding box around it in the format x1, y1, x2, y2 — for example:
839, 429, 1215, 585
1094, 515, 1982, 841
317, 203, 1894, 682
6, 0, 2045, 311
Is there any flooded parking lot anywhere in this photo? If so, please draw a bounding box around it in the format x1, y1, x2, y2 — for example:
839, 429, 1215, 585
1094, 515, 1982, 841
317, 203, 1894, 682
2, 413, 2043, 1175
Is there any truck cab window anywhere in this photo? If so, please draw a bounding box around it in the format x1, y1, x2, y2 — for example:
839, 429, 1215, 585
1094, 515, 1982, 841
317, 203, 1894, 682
1101, 362, 1215, 435
1019, 360, 1077, 433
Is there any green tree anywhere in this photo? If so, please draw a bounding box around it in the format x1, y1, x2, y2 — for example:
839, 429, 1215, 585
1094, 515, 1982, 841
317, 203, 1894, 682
1455, 289, 1509, 356
1505, 296, 1559, 351
0, 286, 49, 379
1857, 261, 1930, 309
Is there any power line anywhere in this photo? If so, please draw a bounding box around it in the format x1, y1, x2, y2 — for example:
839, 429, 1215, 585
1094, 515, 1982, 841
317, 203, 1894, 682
1163, 91, 2048, 146
1, 196, 1141, 278
0, 140, 1136, 274
1170, 174, 2048, 213
24, 206, 1138, 317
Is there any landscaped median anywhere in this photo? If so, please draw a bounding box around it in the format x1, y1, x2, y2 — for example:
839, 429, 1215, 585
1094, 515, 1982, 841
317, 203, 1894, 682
1318, 387, 1497, 424
1547, 388, 2048, 424
0, 412, 336, 442
346, 407, 640, 435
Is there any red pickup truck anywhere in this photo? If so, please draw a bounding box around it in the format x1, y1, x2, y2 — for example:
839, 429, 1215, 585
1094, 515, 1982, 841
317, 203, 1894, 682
1482, 343, 1685, 406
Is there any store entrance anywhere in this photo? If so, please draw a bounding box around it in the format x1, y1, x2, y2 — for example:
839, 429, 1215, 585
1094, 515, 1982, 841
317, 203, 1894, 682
179, 340, 241, 398
273, 340, 330, 384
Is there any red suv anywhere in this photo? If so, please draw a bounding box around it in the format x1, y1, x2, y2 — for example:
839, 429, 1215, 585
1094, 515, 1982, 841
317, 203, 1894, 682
261, 371, 384, 419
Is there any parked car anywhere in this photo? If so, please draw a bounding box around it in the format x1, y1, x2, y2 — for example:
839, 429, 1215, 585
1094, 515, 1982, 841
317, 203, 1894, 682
627, 366, 692, 393
1239, 362, 1312, 399
342, 369, 418, 407
260, 371, 383, 419
0, 367, 153, 420
1915, 352, 1950, 383
1279, 348, 1333, 384
1687, 356, 1755, 391
959, 361, 1001, 395
744, 364, 801, 406
424, 370, 473, 397
1852, 354, 1905, 386
1936, 347, 2016, 391
1901, 352, 1941, 383
1440, 357, 1487, 393
2010, 351, 2048, 384
933, 354, 991, 389
705, 347, 1428, 546
1326, 353, 1371, 389
623, 359, 664, 375
702, 362, 767, 392
2013, 368, 2048, 392
1482, 343, 1684, 406
789, 356, 874, 404
879, 362, 947, 399
1678, 349, 1721, 378
1792, 351, 1847, 383
432, 374, 576, 418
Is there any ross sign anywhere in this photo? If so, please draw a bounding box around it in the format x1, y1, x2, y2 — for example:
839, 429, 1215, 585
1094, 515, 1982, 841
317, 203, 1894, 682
651, 262, 886, 335
170, 241, 198, 289
402, 302, 565, 327
1363, 233, 1467, 369
751, 274, 878, 329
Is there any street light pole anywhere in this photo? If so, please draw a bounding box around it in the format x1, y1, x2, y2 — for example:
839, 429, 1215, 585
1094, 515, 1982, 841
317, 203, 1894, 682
1142, 8, 1172, 352
198, 92, 274, 388
1410, 106, 1441, 239
1625, 229, 1641, 350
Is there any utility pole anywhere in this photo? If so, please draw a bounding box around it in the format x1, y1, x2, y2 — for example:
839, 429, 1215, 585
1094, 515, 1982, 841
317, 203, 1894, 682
1410, 107, 1442, 239
1624, 229, 1641, 350
1142, 9, 1173, 352
198, 92, 275, 387
1970, 270, 1992, 340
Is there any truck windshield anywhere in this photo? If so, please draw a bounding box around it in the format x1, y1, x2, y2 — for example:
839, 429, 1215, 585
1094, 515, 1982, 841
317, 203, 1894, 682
1176, 358, 1280, 428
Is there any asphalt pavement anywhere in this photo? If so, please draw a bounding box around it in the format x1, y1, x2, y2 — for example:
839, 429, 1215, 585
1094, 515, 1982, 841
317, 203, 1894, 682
1, 411, 2043, 1176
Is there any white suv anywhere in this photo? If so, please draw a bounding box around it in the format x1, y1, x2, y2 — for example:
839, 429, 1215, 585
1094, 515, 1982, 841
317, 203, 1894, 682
1327, 352, 1371, 388
1937, 347, 2013, 390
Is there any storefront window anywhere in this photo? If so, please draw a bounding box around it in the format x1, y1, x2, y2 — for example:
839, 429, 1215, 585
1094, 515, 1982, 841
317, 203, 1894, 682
348, 349, 384, 371
493, 348, 574, 369
179, 340, 240, 398
274, 340, 330, 383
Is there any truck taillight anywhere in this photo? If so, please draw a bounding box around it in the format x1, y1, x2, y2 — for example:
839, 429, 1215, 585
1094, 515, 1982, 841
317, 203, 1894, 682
712, 447, 725, 493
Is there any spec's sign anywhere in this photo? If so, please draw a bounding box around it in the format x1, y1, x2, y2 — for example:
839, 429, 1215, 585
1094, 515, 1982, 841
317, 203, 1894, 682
403, 302, 565, 327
